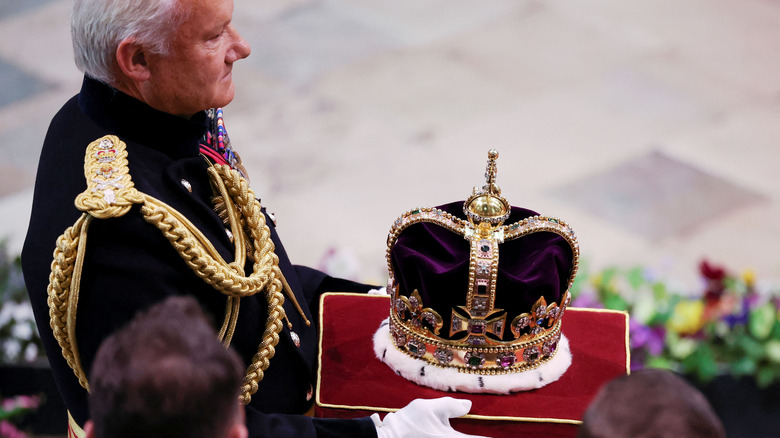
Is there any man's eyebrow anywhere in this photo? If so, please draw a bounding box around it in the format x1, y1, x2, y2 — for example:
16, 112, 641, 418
205, 17, 231, 34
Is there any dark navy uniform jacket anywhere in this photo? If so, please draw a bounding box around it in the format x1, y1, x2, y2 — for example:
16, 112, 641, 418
21, 77, 377, 437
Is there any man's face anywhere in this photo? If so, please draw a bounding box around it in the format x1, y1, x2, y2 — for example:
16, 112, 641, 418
141, 0, 250, 117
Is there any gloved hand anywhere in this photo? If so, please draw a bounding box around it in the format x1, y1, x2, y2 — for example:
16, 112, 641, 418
371, 397, 490, 438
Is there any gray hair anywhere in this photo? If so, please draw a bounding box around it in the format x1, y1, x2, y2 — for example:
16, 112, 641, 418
71, 0, 188, 85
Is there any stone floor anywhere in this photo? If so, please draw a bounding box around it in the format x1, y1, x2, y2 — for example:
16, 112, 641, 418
2, 0, 779, 291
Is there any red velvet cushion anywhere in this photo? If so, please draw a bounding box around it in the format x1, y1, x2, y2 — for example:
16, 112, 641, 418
315, 294, 629, 437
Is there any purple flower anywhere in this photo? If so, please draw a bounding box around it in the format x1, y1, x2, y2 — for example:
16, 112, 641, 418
1, 395, 40, 412
723, 297, 750, 328
645, 327, 667, 356
0, 420, 27, 438
745, 293, 761, 311
14, 395, 40, 410
572, 291, 603, 309
630, 355, 647, 372
630, 318, 666, 356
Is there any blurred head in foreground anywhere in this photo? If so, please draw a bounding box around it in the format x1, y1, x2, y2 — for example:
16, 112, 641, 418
578, 368, 725, 438
84, 296, 248, 438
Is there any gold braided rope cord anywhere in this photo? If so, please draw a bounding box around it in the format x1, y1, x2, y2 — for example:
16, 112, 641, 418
47, 135, 286, 404
47, 214, 92, 391
140, 164, 287, 404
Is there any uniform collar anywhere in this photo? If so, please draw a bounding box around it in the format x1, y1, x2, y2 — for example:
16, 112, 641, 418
78, 76, 209, 159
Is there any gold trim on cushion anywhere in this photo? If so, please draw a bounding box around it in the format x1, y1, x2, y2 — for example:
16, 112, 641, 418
570, 307, 632, 375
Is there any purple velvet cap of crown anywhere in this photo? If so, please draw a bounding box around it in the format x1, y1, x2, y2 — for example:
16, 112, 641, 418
389, 201, 575, 343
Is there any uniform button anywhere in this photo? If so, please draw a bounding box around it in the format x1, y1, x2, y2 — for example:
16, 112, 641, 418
180, 179, 192, 192
225, 229, 234, 242
306, 384, 314, 401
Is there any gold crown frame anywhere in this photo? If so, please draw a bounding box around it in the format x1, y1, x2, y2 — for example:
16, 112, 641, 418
385, 151, 580, 375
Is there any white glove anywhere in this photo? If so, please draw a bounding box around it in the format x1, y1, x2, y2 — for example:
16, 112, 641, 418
371, 397, 490, 438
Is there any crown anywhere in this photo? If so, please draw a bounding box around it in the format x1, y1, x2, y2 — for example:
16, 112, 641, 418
376, 150, 580, 392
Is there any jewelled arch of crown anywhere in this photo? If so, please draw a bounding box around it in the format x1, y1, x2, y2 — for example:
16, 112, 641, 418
385, 150, 579, 375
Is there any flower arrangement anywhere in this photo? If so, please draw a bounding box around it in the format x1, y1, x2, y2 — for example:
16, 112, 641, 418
571, 260, 780, 388
0, 243, 43, 365
0, 395, 40, 438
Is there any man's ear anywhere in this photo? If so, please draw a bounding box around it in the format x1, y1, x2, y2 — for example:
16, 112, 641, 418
115, 37, 151, 82
227, 423, 248, 438
226, 405, 248, 438
84, 420, 95, 438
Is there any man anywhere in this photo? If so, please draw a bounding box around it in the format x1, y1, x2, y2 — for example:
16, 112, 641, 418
84, 296, 248, 438
22, 0, 483, 436
577, 369, 725, 438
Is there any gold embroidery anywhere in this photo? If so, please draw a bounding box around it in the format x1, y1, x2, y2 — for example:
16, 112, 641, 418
47, 135, 285, 404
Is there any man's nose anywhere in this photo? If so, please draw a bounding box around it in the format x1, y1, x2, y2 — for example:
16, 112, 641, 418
227, 26, 251, 62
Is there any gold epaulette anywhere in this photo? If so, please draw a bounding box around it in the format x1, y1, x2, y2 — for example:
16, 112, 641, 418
74, 135, 144, 218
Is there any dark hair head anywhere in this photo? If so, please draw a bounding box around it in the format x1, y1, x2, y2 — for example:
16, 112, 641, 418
88, 296, 244, 438
578, 369, 725, 438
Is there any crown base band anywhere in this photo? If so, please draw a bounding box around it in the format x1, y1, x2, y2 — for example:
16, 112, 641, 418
389, 310, 563, 375
375, 319, 572, 393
